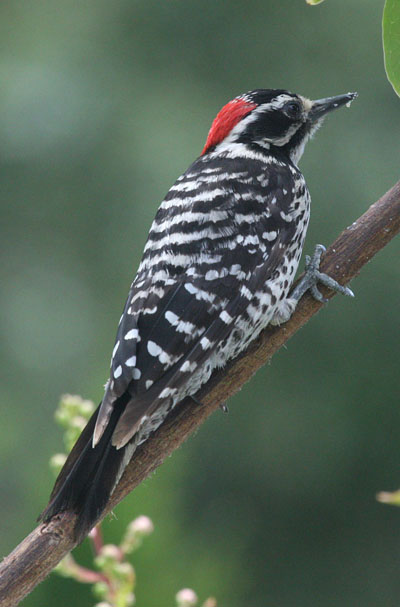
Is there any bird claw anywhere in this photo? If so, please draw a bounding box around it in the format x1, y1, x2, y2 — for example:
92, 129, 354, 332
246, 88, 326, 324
310, 284, 328, 304
291, 244, 354, 303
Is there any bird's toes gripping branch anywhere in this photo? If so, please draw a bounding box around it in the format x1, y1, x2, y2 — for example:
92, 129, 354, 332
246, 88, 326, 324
291, 243, 355, 305
270, 244, 354, 327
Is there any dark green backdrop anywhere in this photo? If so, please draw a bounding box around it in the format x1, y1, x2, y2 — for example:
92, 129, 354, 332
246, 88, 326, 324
1, 1, 400, 605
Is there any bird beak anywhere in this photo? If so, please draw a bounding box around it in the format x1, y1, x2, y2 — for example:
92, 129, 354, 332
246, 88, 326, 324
309, 92, 358, 120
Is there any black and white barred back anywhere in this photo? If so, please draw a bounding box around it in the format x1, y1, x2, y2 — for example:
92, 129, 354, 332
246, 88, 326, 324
41, 89, 354, 541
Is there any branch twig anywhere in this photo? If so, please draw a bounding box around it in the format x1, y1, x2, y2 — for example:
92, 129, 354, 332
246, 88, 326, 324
1, 180, 400, 607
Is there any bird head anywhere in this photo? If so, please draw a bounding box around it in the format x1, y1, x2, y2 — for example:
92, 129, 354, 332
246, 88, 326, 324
202, 89, 357, 164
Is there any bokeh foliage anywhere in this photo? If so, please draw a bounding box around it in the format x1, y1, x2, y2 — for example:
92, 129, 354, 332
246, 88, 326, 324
383, 0, 400, 97
0, 1, 399, 606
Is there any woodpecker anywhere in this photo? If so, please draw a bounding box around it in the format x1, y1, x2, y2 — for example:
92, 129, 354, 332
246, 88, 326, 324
41, 89, 357, 541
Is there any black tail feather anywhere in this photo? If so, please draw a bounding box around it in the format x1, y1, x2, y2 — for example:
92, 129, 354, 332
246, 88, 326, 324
40, 394, 130, 543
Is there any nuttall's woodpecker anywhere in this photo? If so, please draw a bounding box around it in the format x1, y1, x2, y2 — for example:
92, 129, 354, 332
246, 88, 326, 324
41, 89, 357, 541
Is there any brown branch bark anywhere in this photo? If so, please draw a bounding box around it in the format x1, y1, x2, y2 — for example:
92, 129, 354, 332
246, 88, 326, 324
1, 180, 400, 607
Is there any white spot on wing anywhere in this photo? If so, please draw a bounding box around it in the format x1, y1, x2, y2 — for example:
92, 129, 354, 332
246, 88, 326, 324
165, 310, 179, 325
205, 270, 219, 281
124, 328, 139, 340
262, 231, 277, 241
147, 341, 161, 357
158, 350, 172, 364
125, 356, 137, 367
185, 283, 198, 295
230, 264, 242, 275
142, 306, 157, 315
243, 235, 259, 246
220, 311, 233, 324
240, 286, 253, 300
200, 337, 212, 350
180, 360, 198, 372
112, 341, 120, 359
132, 368, 141, 380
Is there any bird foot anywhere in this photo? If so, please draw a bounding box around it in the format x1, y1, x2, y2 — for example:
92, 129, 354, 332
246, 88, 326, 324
291, 244, 354, 304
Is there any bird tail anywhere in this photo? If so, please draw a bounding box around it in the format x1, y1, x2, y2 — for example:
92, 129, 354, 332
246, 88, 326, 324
39, 394, 131, 543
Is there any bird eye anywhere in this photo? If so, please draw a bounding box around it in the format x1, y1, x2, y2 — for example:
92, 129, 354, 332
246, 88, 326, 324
284, 101, 302, 119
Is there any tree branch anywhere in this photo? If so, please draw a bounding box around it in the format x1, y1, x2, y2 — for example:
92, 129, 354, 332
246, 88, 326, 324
1, 180, 400, 607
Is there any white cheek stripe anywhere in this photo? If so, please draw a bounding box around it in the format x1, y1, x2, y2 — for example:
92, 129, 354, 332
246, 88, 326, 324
214, 93, 308, 150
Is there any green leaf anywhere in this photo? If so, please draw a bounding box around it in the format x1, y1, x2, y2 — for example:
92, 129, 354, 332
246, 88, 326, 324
383, 0, 400, 97
306, 0, 325, 5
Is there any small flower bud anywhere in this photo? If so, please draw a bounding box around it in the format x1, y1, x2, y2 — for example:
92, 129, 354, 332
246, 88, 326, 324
120, 516, 154, 554
79, 399, 96, 418
125, 593, 135, 606
54, 407, 71, 428
176, 588, 198, 607
377, 490, 400, 506
93, 582, 109, 600
60, 394, 82, 416
95, 544, 122, 570
58, 394, 95, 421
101, 543, 121, 560
131, 515, 154, 536
113, 561, 135, 583
70, 415, 88, 431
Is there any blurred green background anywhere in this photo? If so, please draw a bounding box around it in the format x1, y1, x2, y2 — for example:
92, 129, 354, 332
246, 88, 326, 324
1, 1, 399, 605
